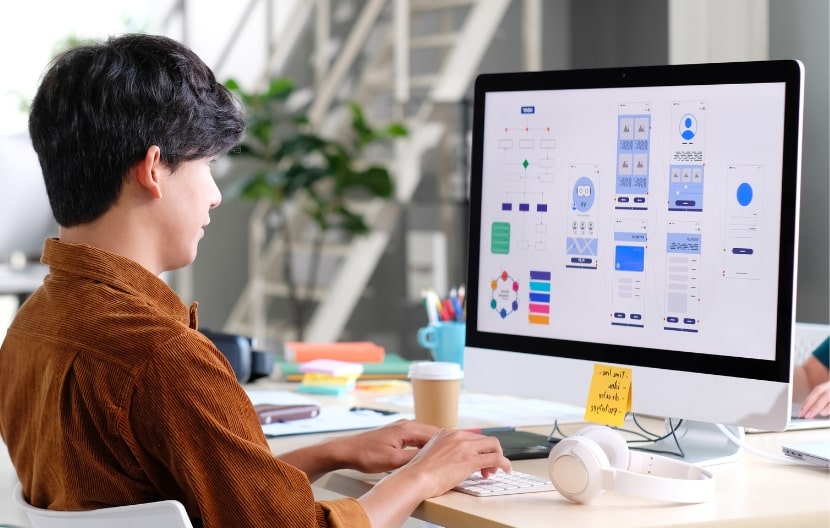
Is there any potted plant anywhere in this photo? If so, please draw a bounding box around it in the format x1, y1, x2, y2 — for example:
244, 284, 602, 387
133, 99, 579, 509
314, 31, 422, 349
224, 78, 407, 341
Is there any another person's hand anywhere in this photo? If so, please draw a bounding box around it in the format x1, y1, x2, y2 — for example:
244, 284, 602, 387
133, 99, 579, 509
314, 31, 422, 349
797, 380, 830, 419
792, 352, 829, 411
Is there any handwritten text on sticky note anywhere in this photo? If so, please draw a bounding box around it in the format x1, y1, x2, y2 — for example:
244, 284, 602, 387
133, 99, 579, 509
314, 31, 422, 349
584, 364, 632, 427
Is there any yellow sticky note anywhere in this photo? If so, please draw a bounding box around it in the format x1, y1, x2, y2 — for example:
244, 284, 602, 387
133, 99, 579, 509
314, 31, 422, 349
301, 372, 359, 386
583, 363, 632, 427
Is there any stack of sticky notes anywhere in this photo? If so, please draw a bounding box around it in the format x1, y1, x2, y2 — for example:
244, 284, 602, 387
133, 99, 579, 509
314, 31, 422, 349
296, 359, 364, 395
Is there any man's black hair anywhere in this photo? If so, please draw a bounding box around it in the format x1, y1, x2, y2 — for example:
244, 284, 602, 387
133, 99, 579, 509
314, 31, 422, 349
28, 33, 245, 227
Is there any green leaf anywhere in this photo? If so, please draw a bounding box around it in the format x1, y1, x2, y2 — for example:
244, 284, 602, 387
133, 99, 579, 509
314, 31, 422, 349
383, 123, 409, 137
356, 166, 394, 197
225, 170, 284, 203
283, 165, 327, 196
266, 78, 295, 100
334, 206, 370, 235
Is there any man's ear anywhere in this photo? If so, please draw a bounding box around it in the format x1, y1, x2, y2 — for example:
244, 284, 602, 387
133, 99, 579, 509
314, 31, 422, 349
135, 145, 164, 199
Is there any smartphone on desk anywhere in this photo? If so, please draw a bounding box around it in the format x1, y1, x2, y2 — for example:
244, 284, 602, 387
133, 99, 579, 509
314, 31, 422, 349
254, 403, 321, 424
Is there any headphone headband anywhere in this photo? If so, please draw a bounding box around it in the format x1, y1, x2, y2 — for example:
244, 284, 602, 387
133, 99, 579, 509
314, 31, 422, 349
610, 450, 715, 503
548, 426, 716, 504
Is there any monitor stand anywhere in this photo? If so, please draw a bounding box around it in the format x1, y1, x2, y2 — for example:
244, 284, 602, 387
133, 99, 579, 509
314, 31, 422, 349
549, 416, 743, 466
626, 418, 742, 466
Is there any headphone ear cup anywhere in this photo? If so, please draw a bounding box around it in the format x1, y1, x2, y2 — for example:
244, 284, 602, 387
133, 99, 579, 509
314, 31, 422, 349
574, 425, 630, 470
547, 435, 611, 504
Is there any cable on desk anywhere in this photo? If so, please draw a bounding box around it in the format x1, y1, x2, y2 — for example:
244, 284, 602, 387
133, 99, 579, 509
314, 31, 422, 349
714, 424, 797, 463
546, 414, 689, 458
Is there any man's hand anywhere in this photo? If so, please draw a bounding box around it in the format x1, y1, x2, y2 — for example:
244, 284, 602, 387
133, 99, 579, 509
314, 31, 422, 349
275, 419, 440, 480
359, 427, 512, 527
329, 419, 441, 473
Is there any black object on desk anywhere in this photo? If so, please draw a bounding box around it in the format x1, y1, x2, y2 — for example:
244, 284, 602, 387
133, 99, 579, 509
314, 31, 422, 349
484, 430, 556, 460
200, 328, 275, 383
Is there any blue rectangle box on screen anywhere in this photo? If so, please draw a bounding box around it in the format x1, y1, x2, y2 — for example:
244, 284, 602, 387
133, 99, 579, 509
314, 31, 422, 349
529, 271, 551, 283
528, 272, 551, 300
529, 292, 550, 303
615, 245, 645, 272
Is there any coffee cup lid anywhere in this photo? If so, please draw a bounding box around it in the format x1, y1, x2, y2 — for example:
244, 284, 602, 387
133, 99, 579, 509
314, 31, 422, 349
408, 361, 464, 380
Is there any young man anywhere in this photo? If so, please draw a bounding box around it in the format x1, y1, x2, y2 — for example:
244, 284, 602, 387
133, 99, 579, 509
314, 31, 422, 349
0, 34, 510, 528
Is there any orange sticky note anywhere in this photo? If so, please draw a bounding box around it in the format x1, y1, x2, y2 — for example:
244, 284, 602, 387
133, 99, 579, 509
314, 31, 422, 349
583, 363, 632, 427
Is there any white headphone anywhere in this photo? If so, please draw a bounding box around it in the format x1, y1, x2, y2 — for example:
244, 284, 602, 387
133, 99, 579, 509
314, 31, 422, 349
547, 425, 715, 504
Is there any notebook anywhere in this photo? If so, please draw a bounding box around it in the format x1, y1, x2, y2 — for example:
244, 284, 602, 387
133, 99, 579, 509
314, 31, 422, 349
782, 441, 830, 467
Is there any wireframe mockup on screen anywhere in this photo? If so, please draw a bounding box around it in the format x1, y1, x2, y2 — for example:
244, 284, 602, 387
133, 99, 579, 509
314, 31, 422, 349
463, 60, 804, 462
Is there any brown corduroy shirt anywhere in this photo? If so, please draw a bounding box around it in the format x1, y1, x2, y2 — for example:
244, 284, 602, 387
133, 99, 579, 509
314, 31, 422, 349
0, 238, 370, 528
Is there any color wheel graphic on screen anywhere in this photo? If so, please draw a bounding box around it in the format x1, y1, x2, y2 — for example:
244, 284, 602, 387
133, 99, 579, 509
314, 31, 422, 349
490, 271, 519, 319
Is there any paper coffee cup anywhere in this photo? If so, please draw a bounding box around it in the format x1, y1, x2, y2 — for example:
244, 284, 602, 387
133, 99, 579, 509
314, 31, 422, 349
408, 362, 463, 428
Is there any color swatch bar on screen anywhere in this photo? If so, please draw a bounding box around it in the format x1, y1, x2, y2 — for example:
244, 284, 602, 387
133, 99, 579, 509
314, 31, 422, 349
528, 270, 551, 325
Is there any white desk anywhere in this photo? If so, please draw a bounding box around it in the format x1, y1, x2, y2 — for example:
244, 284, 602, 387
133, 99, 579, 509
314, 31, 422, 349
259, 380, 830, 528
3, 379, 828, 527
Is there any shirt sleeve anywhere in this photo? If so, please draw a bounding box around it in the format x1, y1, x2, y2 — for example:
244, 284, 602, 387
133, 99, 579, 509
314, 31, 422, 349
812, 337, 830, 369
122, 332, 371, 528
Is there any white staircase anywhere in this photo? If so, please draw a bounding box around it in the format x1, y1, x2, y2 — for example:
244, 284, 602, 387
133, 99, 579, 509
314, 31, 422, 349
223, 0, 513, 344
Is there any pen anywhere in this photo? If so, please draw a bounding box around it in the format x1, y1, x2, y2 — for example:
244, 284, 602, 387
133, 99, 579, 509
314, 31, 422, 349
422, 289, 439, 325
465, 426, 515, 434
427, 289, 443, 320
449, 287, 465, 322
349, 406, 399, 416
442, 297, 455, 321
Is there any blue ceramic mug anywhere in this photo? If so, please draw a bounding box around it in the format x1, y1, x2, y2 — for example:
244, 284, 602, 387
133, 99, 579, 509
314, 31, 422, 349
417, 321, 466, 368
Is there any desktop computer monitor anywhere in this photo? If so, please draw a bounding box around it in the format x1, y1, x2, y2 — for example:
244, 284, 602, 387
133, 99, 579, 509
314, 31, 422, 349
0, 134, 57, 263
463, 60, 804, 463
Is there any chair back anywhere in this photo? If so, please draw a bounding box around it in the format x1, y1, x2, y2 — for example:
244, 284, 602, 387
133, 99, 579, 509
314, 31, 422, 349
13, 483, 193, 528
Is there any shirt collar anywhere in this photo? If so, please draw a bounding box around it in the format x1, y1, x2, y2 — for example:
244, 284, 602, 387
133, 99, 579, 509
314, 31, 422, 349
41, 238, 195, 328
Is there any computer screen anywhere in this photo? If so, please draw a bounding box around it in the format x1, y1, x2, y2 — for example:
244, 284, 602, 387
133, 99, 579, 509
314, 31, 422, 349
463, 60, 804, 460
0, 134, 57, 263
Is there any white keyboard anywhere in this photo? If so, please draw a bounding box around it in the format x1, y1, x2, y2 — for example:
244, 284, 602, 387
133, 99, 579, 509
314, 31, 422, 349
453, 469, 556, 497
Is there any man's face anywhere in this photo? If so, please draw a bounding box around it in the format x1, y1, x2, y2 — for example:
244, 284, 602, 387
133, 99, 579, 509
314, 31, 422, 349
155, 157, 222, 272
